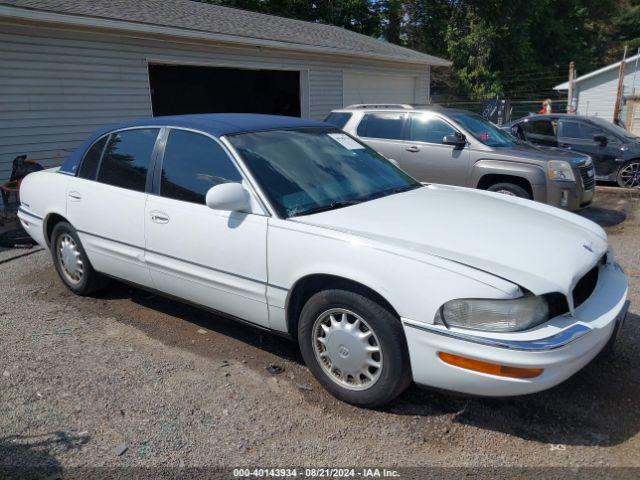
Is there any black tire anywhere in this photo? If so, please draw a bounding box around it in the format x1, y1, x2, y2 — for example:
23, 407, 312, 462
487, 182, 532, 199
297, 289, 412, 407
50, 221, 109, 295
616, 160, 640, 189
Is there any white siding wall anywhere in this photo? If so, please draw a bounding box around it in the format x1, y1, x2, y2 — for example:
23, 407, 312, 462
0, 21, 430, 183
574, 62, 640, 121
574, 68, 618, 120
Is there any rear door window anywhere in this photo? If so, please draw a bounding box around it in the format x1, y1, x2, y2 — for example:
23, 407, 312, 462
97, 128, 160, 192
356, 113, 405, 140
522, 119, 557, 143
408, 114, 457, 144
78, 136, 108, 180
524, 120, 556, 136
324, 112, 352, 129
159, 129, 243, 205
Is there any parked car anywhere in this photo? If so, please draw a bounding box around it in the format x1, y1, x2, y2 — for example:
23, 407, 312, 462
325, 105, 596, 210
19, 114, 628, 407
505, 114, 640, 188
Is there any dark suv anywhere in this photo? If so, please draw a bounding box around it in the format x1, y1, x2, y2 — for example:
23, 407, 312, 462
506, 114, 640, 188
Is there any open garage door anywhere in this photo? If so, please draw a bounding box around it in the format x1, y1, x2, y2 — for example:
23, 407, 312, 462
343, 72, 417, 107
148, 64, 301, 117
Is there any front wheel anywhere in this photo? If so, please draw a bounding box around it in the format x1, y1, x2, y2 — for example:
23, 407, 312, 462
298, 289, 411, 407
617, 160, 640, 188
487, 182, 532, 199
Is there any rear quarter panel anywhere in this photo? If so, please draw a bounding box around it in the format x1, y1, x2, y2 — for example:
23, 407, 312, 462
18, 169, 70, 249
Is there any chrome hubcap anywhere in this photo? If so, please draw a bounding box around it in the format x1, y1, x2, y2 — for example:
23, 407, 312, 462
312, 308, 383, 391
619, 162, 640, 188
57, 233, 84, 284
495, 189, 517, 196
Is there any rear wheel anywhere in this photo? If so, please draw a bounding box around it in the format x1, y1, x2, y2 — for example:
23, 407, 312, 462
617, 160, 640, 188
298, 289, 411, 407
50, 221, 109, 295
487, 182, 532, 199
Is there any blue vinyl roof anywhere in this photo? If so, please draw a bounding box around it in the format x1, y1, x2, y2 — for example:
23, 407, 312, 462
60, 114, 329, 176
111, 113, 329, 136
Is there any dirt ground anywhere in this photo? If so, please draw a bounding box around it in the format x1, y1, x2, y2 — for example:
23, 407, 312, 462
1, 188, 639, 476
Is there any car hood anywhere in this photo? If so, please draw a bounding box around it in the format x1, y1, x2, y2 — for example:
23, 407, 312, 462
493, 142, 591, 165
293, 185, 607, 300
622, 138, 640, 153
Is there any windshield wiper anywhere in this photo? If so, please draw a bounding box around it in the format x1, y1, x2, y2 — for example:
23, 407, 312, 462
293, 199, 361, 217
292, 184, 421, 218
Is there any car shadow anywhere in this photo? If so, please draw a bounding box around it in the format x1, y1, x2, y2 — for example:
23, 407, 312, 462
91, 282, 639, 447
579, 206, 627, 227
387, 312, 640, 447
93, 281, 302, 365
0, 431, 89, 480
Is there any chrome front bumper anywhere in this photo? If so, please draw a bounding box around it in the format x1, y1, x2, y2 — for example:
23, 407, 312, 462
402, 261, 629, 396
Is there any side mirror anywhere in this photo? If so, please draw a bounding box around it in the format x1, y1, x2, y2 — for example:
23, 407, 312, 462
593, 134, 608, 146
205, 182, 251, 212
443, 133, 466, 148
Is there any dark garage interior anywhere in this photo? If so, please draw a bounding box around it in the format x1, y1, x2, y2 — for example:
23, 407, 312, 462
148, 64, 301, 117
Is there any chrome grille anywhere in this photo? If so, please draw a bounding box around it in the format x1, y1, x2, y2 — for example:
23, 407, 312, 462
579, 164, 595, 191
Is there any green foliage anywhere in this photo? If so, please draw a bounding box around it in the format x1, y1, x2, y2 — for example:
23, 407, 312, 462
612, 1, 640, 52
203, 0, 638, 101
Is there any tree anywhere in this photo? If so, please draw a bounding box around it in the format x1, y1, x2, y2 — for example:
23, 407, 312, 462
201, 0, 634, 102
611, 0, 640, 54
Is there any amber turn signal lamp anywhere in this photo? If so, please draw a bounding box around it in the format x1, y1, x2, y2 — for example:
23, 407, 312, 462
438, 352, 543, 379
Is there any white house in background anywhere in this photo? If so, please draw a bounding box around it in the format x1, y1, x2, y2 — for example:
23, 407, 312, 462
554, 53, 640, 132
0, 0, 450, 184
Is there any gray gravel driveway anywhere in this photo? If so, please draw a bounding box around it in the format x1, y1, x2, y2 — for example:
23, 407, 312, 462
1, 189, 639, 475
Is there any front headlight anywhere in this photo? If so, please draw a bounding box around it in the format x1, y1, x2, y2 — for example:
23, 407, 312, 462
548, 160, 575, 181
434, 296, 549, 332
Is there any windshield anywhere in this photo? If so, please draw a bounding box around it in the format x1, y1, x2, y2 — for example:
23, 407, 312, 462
590, 116, 638, 140
450, 113, 516, 147
227, 128, 421, 218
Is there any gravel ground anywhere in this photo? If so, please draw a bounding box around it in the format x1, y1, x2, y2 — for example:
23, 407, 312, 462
1, 190, 639, 475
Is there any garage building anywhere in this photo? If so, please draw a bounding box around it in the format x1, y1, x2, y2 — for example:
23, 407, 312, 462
0, 0, 450, 184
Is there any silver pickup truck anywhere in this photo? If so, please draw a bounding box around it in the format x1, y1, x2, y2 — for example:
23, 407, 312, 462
326, 104, 595, 211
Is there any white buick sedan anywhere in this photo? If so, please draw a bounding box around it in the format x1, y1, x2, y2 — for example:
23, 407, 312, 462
19, 114, 629, 407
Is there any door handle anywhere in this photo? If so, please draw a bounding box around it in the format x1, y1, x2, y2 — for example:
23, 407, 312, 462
150, 210, 170, 224
68, 191, 82, 201
405, 145, 421, 153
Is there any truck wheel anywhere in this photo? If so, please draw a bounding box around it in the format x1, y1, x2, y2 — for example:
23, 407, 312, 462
487, 182, 532, 199
298, 289, 412, 407
50, 221, 109, 295
617, 160, 640, 188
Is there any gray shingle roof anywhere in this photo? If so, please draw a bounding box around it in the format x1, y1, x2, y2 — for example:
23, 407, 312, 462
0, 0, 450, 66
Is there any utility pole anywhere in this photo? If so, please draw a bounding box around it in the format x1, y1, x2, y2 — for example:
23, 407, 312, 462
613, 46, 628, 124
567, 61, 576, 114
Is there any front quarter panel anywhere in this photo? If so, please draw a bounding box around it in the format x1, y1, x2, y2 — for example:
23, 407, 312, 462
471, 158, 547, 189
266, 218, 519, 333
